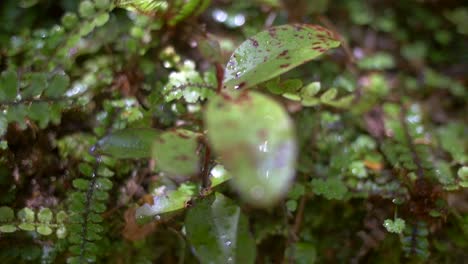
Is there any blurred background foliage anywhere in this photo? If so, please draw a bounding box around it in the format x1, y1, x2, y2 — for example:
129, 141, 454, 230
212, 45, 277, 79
0, 0, 467, 263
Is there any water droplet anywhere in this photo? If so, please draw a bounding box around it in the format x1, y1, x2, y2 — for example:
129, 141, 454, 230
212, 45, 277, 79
163, 61, 172, 68
189, 39, 198, 48
212, 9, 228, 23
258, 141, 269, 153
233, 14, 245, 27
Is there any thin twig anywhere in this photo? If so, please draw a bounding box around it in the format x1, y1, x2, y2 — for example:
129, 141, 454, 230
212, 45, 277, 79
292, 195, 307, 239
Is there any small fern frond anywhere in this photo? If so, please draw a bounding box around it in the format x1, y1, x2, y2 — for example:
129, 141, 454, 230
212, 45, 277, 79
67, 160, 114, 264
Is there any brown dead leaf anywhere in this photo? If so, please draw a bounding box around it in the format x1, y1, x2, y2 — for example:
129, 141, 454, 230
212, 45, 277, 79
122, 208, 158, 241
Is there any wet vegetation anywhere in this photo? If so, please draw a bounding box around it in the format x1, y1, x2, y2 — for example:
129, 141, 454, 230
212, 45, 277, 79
0, 0, 467, 263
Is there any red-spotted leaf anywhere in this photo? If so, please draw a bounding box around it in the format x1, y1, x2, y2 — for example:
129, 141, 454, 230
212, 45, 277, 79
204, 91, 297, 207
152, 129, 201, 176
223, 24, 341, 90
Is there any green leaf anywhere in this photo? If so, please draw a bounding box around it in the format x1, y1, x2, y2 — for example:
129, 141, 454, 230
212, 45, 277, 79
136, 183, 196, 223
459, 166, 468, 188
18, 208, 36, 231
93, 13, 110, 27
78, 163, 94, 177
37, 224, 53, 236
285, 242, 317, 264
28, 102, 50, 129
223, 24, 341, 89
169, 0, 207, 26
95, 0, 111, 10
115, 0, 169, 13
61, 12, 79, 29
319, 88, 337, 102
311, 178, 348, 200
96, 178, 113, 191
0, 70, 18, 101
19, 0, 39, 8
185, 193, 256, 264
23, 73, 47, 97
18, 208, 35, 222
205, 91, 297, 207
79, 0, 96, 18
93, 190, 110, 200
56, 211, 67, 223
56, 226, 67, 238
91, 202, 106, 213
5, 104, 28, 129
210, 164, 232, 188
301, 82, 321, 98
383, 218, 406, 234
357, 52, 395, 70
37, 208, 53, 223
0, 225, 17, 233
152, 129, 200, 176
72, 178, 90, 190
0, 206, 15, 222
437, 123, 467, 164
96, 128, 159, 158
0, 115, 7, 136
281, 79, 303, 92
44, 73, 69, 98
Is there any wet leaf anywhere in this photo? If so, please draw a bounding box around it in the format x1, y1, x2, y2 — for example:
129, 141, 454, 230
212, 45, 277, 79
152, 129, 200, 176
136, 183, 196, 223
311, 178, 348, 200
205, 91, 297, 207
0, 206, 15, 232
96, 128, 159, 158
223, 24, 341, 90
0, 70, 18, 101
37, 224, 53, 236
0, 224, 16, 233
115, 0, 169, 14
37, 208, 53, 223
285, 242, 317, 264
18, 208, 36, 231
383, 218, 406, 234
210, 164, 232, 188
44, 73, 69, 98
185, 193, 256, 264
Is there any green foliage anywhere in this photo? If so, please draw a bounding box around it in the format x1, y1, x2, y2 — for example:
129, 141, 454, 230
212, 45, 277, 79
311, 178, 348, 200
153, 129, 200, 176
0, 0, 467, 263
265, 78, 354, 108
401, 221, 430, 260
96, 128, 160, 159
67, 159, 114, 263
114, 0, 210, 26
136, 182, 196, 223
185, 193, 256, 263
223, 24, 341, 90
162, 60, 216, 103
383, 218, 406, 234
0, 206, 67, 237
205, 91, 297, 207
0, 71, 70, 131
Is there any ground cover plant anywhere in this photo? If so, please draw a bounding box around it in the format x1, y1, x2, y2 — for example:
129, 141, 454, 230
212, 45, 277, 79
0, 0, 467, 263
